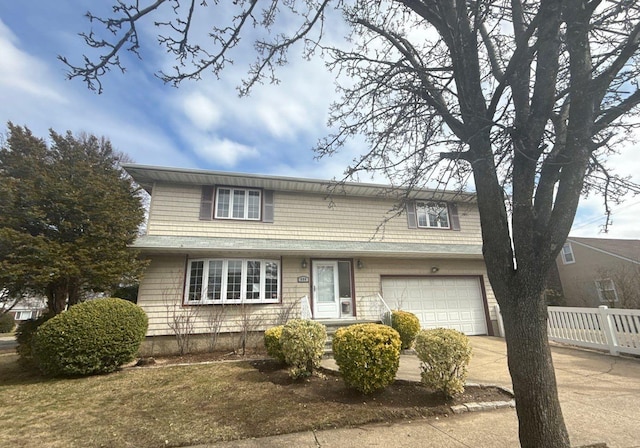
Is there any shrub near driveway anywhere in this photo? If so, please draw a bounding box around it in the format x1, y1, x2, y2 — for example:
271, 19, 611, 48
332, 323, 401, 394
33, 298, 148, 376
414, 328, 472, 398
390, 310, 421, 349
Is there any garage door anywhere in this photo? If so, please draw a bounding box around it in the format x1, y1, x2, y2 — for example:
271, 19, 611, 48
381, 277, 488, 335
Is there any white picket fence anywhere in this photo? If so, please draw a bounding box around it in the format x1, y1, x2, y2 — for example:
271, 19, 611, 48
495, 305, 640, 356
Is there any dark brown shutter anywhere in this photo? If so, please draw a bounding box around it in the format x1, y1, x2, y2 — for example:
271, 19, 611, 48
449, 203, 461, 231
199, 186, 214, 220
407, 201, 417, 229
263, 190, 274, 223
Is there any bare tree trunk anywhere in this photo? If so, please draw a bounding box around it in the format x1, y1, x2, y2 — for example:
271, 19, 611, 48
499, 279, 570, 448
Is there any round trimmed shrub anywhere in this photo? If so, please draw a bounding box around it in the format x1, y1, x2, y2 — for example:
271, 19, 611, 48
33, 298, 148, 376
16, 313, 53, 368
390, 310, 421, 349
280, 319, 327, 379
332, 323, 401, 394
264, 325, 286, 363
0, 313, 15, 333
414, 328, 472, 398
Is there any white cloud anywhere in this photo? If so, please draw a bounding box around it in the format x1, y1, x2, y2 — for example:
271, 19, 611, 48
181, 92, 222, 131
0, 20, 66, 103
192, 137, 259, 167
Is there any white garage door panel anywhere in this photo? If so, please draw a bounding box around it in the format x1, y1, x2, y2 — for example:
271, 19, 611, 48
382, 277, 488, 335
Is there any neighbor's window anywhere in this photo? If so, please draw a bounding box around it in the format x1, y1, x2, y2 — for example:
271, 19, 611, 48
215, 188, 261, 220
561, 243, 575, 264
416, 202, 450, 229
14, 311, 33, 320
185, 258, 279, 304
595, 279, 618, 303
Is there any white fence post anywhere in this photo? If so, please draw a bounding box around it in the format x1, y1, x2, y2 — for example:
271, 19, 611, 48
495, 304, 505, 338
598, 305, 619, 356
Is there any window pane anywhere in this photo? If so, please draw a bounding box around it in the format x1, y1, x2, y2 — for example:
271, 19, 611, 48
232, 190, 246, 218
188, 261, 204, 301
227, 260, 243, 300
248, 191, 261, 219
338, 261, 352, 298
207, 260, 223, 301
217, 189, 230, 218
417, 207, 428, 227
265, 262, 279, 300
245, 261, 261, 300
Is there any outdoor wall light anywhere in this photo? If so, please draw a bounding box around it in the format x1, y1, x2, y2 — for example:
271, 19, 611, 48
431, 266, 440, 273
301, 259, 308, 269
357, 259, 364, 269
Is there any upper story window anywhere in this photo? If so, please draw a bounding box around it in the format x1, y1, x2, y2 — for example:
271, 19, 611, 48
215, 188, 261, 220
595, 278, 618, 303
561, 243, 575, 264
416, 201, 450, 229
185, 258, 280, 304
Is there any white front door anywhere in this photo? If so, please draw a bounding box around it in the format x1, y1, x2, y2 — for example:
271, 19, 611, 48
313, 261, 340, 319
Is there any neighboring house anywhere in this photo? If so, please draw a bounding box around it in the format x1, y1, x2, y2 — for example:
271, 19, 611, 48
1, 296, 47, 323
554, 237, 640, 308
124, 164, 499, 353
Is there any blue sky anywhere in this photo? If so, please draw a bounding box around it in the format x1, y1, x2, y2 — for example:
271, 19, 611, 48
1, 1, 638, 239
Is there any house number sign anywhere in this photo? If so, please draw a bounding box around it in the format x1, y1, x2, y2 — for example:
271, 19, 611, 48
297, 276, 310, 283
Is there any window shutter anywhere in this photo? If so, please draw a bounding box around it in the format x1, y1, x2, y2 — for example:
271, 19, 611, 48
263, 190, 274, 223
449, 203, 461, 231
406, 201, 417, 229
199, 185, 214, 220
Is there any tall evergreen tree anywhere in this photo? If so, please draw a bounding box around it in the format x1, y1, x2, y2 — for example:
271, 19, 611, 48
0, 123, 146, 314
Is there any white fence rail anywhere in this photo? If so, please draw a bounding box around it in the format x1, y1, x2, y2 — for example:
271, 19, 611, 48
548, 306, 640, 356
496, 304, 640, 356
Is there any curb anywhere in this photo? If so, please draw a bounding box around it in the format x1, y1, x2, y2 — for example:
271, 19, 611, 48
450, 382, 515, 414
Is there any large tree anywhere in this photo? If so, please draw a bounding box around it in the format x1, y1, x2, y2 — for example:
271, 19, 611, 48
0, 124, 146, 314
61, 1, 640, 446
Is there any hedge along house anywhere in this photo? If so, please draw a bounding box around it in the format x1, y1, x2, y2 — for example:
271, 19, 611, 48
124, 165, 499, 355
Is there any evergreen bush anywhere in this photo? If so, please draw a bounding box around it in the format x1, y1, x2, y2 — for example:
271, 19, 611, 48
390, 310, 421, 349
264, 325, 286, 363
16, 313, 53, 368
0, 313, 15, 333
332, 323, 401, 394
414, 328, 472, 397
33, 298, 148, 376
280, 319, 326, 379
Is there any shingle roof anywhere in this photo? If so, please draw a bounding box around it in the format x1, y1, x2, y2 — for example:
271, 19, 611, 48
568, 237, 640, 263
132, 235, 483, 259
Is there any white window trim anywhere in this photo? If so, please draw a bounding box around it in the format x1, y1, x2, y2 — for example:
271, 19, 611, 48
15, 311, 33, 320
416, 201, 451, 229
561, 243, 575, 264
185, 258, 280, 305
595, 279, 618, 303
215, 187, 262, 221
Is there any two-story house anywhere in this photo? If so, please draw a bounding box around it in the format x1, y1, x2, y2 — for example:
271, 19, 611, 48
554, 237, 640, 308
124, 164, 498, 354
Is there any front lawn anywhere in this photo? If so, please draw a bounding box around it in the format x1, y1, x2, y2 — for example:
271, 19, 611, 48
0, 352, 510, 448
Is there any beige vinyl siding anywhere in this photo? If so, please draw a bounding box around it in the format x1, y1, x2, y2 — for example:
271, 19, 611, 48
146, 183, 482, 244
137, 254, 495, 336
137, 255, 312, 337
